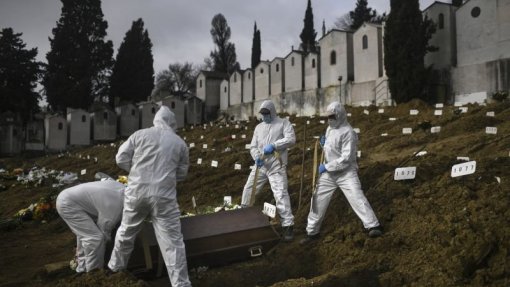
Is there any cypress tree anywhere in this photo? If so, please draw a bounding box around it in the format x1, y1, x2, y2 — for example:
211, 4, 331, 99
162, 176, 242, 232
209, 14, 239, 74
384, 0, 436, 103
349, 0, 376, 30
43, 0, 113, 113
251, 22, 261, 69
299, 0, 317, 53
110, 18, 154, 105
0, 28, 42, 120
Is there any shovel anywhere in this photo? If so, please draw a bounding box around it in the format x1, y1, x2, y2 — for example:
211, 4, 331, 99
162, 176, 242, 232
249, 151, 282, 206
311, 140, 324, 214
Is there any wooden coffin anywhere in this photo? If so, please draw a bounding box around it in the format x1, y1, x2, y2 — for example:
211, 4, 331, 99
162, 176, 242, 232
128, 206, 280, 273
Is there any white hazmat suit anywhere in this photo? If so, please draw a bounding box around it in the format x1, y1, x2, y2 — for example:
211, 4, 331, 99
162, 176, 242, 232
306, 102, 380, 236
108, 106, 191, 287
56, 180, 125, 273
241, 100, 295, 228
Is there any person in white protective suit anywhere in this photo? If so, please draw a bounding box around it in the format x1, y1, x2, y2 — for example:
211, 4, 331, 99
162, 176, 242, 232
108, 106, 191, 287
56, 180, 125, 273
241, 100, 296, 241
301, 102, 382, 244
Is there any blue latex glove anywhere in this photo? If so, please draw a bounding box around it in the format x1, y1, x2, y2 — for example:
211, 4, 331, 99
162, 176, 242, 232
319, 164, 327, 174
320, 135, 326, 147
255, 157, 264, 168
263, 144, 275, 155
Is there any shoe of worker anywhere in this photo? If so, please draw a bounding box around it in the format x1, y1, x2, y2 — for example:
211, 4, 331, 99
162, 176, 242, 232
282, 225, 294, 242
299, 233, 320, 245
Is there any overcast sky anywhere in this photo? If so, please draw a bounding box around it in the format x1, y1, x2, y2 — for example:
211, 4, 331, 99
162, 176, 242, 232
0, 0, 442, 74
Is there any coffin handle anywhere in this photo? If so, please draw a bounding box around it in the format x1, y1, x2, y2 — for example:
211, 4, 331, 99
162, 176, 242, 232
249, 246, 263, 257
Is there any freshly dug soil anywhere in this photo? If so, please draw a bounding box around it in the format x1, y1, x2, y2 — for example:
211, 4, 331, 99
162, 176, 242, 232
1, 99, 509, 287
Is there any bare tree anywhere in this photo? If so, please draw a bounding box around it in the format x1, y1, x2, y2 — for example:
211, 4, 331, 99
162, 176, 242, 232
153, 62, 199, 99
334, 13, 354, 31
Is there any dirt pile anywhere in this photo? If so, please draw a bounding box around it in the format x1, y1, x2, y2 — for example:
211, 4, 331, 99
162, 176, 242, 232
1, 100, 509, 286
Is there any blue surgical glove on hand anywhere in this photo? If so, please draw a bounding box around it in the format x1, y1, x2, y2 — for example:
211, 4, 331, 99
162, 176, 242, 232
320, 135, 326, 147
263, 144, 275, 155
255, 157, 264, 168
319, 164, 327, 174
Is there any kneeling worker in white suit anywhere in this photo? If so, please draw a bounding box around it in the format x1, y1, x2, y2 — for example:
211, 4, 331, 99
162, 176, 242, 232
301, 102, 382, 244
56, 180, 125, 273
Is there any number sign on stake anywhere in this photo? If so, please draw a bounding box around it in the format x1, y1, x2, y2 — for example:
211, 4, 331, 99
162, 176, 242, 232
363, 110, 369, 115
451, 161, 476, 177
197, 158, 202, 165
485, 127, 497, 134
459, 107, 468, 113
410, 109, 419, 115
347, 113, 352, 117
192, 196, 196, 208
394, 167, 416, 180
202, 144, 208, 149
486, 111, 495, 117
224, 196, 232, 206
389, 117, 397, 121
320, 120, 325, 124
434, 110, 443, 116
378, 109, 384, 114
245, 144, 251, 149
381, 133, 388, 137
262, 202, 277, 218
234, 164, 242, 170
211, 160, 218, 168
353, 128, 361, 134
457, 156, 470, 161
231, 134, 236, 139
402, 128, 413, 134
200, 135, 204, 139
415, 151, 427, 157
357, 151, 361, 158
306, 120, 310, 125
241, 134, 246, 138
431, 126, 441, 133
435, 103, 444, 108
80, 169, 87, 175
235, 124, 239, 129
189, 143, 195, 148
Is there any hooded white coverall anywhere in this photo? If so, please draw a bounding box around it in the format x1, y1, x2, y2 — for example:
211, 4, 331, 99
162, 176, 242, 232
108, 106, 191, 287
56, 180, 125, 273
306, 102, 380, 236
241, 100, 295, 227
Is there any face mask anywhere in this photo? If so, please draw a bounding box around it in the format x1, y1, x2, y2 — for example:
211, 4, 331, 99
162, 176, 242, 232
262, 114, 272, 123
328, 118, 340, 128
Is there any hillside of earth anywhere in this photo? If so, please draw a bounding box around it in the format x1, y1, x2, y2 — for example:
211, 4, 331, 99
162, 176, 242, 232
1, 99, 509, 287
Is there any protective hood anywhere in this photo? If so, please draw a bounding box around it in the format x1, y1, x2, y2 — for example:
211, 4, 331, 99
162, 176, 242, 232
259, 100, 277, 120
326, 102, 347, 128
153, 106, 177, 130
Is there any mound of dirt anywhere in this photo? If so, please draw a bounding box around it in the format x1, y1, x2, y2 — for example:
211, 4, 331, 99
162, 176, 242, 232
1, 99, 509, 286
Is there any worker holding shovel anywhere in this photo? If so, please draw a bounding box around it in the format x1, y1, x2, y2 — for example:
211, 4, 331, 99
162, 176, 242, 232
241, 100, 296, 242
301, 102, 382, 244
